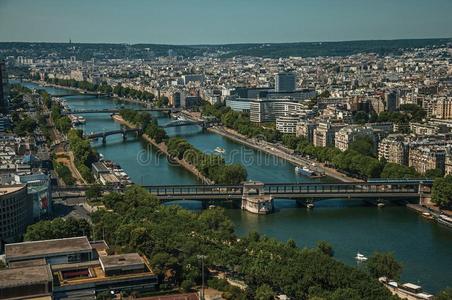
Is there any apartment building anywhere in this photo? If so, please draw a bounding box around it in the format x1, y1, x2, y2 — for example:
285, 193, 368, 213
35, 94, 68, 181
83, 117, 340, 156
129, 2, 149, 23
296, 120, 317, 143
408, 146, 446, 174
434, 97, 452, 119
378, 134, 409, 165
313, 121, 345, 147
334, 125, 375, 152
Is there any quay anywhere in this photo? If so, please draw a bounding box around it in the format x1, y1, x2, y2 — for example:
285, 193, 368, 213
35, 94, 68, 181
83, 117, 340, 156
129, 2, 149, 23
112, 114, 213, 185
179, 111, 362, 183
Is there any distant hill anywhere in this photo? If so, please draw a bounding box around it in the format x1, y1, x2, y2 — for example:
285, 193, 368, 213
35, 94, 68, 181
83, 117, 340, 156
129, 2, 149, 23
1, 38, 451, 60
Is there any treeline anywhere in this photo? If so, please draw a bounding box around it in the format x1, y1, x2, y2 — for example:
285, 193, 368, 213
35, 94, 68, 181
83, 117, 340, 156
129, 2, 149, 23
432, 175, 452, 209
51, 101, 72, 134
119, 109, 247, 184
53, 160, 76, 185
25, 186, 402, 299
67, 129, 97, 183
167, 137, 247, 185
45, 77, 155, 101
202, 103, 440, 180
24, 217, 91, 241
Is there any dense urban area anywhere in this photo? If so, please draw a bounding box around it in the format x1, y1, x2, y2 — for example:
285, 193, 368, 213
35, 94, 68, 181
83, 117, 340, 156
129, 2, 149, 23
0, 39, 452, 300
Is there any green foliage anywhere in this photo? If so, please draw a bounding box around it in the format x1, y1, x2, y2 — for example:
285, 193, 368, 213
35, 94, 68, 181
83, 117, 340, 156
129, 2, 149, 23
53, 161, 76, 185
119, 109, 151, 128
24, 218, 91, 241
424, 168, 444, 179
317, 241, 334, 257
432, 176, 452, 208
255, 284, 275, 300
435, 288, 452, 300
366, 252, 402, 280
87, 186, 393, 299
86, 184, 103, 200
353, 111, 369, 124
14, 115, 37, 136
377, 104, 426, 126
349, 136, 375, 157
380, 163, 419, 179
67, 129, 97, 183
51, 102, 72, 133
166, 136, 247, 184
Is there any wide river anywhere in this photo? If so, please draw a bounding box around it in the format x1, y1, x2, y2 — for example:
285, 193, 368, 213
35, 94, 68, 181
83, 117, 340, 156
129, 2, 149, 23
23, 82, 452, 292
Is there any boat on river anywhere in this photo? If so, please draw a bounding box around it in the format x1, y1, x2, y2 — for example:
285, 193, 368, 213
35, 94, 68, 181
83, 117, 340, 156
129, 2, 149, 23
355, 252, 368, 262
438, 214, 452, 228
214, 147, 225, 154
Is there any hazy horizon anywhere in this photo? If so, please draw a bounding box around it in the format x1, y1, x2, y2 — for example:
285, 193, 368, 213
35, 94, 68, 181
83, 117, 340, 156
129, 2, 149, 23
1, 0, 452, 45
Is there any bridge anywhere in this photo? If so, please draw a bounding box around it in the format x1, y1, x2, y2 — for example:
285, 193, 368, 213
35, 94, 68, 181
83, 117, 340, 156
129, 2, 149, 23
84, 128, 143, 144
53, 92, 108, 97
61, 108, 176, 115
53, 180, 432, 214
161, 119, 212, 129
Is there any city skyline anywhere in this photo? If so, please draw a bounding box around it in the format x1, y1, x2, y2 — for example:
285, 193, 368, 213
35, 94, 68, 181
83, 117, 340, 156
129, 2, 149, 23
1, 0, 452, 45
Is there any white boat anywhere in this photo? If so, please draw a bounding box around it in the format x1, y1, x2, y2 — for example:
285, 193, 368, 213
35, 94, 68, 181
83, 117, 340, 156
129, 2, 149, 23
355, 252, 368, 261
438, 214, 452, 228
214, 147, 225, 154
295, 166, 315, 177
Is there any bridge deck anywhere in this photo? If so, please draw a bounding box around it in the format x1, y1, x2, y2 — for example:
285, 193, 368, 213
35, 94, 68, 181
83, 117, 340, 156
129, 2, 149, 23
54, 181, 428, 201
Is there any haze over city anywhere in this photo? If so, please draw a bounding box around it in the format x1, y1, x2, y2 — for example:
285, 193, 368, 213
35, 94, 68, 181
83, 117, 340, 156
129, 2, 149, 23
1, 0, 452, 44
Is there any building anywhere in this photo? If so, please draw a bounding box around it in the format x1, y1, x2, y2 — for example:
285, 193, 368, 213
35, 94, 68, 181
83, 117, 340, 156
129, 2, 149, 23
0, 184, 32, 246
276, 114, 299, 134
445, 150, 452, 175
182, 74, 204, 85
313, 121, 345, 147
378, 134, 409, 165
410, 122, 448, 135
334, 125, 375, 152
275, 72, 296, 92
2, 236, 158, 299
0, 115, 10, 132
409, 146, 446, 174
0, 60, 8, 114
14, 173, 52, 219
433, 98, 452, 119
385, 90, 399, 112
0, 265, 53, 299
296, 120, 317, 143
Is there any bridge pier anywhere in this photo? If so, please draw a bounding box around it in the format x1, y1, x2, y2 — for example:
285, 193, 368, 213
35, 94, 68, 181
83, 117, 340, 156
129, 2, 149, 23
241, 181, 273, 214
102, 134, 106, 145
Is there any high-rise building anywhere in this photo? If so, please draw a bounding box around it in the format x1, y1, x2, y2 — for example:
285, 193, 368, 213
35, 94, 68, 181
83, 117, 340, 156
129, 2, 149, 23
275, 72, 296, 93
0, 60, 9, 114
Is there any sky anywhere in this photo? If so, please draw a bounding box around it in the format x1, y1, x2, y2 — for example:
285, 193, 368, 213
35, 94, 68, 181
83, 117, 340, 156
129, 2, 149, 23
1, 0, 451, 45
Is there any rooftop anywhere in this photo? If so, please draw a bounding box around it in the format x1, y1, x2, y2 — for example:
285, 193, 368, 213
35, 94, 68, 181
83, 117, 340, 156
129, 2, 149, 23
99, 253, 145, 271
0, 265, 53, 288
0, 184, 25, 195
5, 236, 92, 261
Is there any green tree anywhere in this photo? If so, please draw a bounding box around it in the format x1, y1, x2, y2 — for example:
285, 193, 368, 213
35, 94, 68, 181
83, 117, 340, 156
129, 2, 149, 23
349, 136, 375, 157
436, 288, 452, 300
86, 184, 103, 200
317, 241, 334, 257
432, 176, 452, 208
367, 252, 402, 280
255, 284, 275, 300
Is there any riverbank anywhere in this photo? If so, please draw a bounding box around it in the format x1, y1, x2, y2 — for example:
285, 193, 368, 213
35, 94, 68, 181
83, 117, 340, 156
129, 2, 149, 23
112, 114, 213, 184
180, 111, 361, 183
29, 80, 153, 106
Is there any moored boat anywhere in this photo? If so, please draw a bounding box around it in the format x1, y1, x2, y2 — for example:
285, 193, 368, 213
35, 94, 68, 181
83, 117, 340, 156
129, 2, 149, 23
437, 214, 452, 228
214, 147, 225, 154
355, 252, 368, 262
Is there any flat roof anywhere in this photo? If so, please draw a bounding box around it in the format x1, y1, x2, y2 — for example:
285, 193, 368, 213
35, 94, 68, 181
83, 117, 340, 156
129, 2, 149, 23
8, 258, 47, 268
99, 253, 144, 270
0, 265, 53, 288
0, 184, 25, 195
5, 236, 92, 261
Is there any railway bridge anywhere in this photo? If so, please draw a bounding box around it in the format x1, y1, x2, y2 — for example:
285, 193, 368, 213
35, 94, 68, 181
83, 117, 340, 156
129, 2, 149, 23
53, 180, 433, 214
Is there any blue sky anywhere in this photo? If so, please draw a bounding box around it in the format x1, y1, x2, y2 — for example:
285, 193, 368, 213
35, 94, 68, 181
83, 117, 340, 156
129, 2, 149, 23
1, 0, 451, 44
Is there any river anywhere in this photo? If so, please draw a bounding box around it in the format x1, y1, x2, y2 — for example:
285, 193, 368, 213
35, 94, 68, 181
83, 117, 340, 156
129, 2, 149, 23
22, 81, 452, 293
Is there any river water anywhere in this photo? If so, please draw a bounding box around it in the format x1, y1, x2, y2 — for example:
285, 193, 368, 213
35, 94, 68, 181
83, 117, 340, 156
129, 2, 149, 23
23, 82, 452, 292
